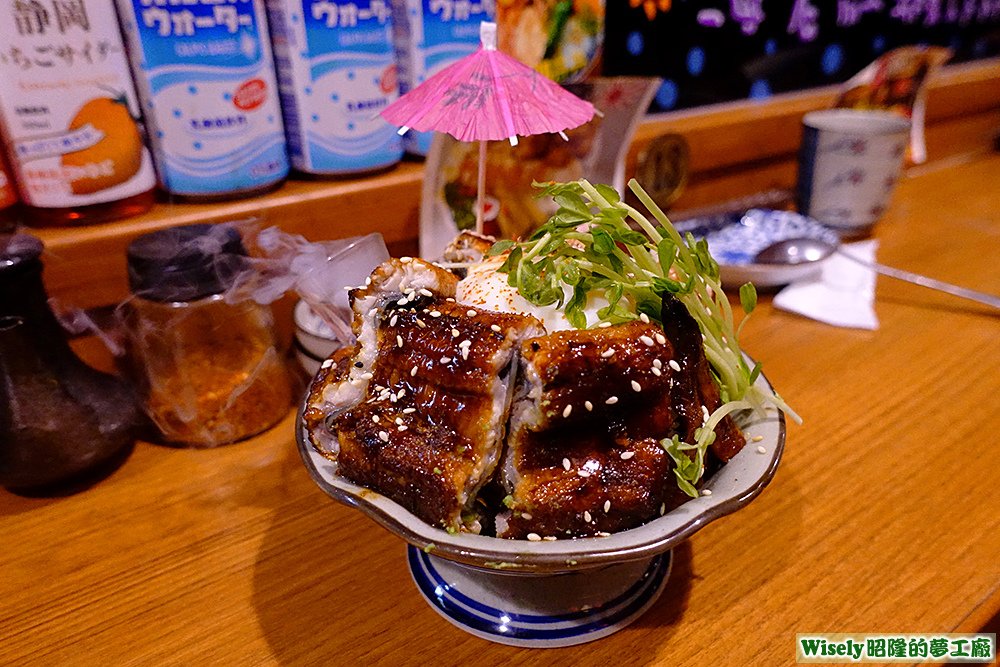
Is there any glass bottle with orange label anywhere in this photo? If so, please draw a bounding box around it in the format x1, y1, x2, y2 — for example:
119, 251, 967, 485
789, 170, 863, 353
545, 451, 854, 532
0, 0, 156, 226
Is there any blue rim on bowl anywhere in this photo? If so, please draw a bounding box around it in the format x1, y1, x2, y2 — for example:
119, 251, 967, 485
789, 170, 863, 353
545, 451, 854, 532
295, 364, 785, 574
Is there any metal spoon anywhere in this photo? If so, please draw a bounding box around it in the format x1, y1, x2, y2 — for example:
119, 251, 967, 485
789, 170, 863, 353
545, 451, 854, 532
755, 238, 1000, 309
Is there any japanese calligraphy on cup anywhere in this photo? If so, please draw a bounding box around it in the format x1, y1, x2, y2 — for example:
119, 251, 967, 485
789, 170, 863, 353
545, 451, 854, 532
796, 109, 910, 237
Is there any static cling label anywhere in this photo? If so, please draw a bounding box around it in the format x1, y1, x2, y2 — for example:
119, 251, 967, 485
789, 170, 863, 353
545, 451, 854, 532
0, 0, 157, 208
116, 0, 289, 196
267, 0, 402, 174
391, 0, 494, 156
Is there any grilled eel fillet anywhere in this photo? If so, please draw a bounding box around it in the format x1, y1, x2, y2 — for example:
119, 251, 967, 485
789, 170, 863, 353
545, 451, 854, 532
497, 306, 746, 539
304, 258, 544, 532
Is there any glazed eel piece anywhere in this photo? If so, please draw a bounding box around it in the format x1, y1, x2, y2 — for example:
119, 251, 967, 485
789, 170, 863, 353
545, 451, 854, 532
304, 258, 544, 532
496, 298, 746, 539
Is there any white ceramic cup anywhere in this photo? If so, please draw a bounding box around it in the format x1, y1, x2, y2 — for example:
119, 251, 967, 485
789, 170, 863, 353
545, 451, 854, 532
796, 109, 910, 237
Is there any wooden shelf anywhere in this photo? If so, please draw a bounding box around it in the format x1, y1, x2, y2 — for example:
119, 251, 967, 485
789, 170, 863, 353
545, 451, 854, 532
28, 58, 1000, 309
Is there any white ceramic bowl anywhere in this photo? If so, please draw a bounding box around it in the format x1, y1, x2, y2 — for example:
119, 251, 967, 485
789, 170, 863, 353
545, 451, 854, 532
296, 370, 785, 574
297, 364, 785, 645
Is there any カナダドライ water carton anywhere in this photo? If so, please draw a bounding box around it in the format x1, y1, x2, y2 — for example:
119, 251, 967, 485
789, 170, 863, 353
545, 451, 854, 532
267, 0, 402, 175
116, 0, 289, 199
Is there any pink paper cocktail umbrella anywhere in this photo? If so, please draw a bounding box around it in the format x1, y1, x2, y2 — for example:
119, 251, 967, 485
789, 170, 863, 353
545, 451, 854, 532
381, 21, 596, 234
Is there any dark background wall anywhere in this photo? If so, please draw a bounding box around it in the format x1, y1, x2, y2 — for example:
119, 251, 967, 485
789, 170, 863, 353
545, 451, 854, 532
603, 0, 1000, 112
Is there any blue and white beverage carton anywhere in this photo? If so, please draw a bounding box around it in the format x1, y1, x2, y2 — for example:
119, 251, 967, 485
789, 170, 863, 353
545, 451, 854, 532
390, 0, 494, 156
266, 0, 403, 175
116, 0, 290, 199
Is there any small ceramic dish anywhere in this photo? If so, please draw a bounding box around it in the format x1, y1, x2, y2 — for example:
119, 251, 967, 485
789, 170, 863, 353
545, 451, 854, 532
296, 369, 785, 646
675, 209, 841, 288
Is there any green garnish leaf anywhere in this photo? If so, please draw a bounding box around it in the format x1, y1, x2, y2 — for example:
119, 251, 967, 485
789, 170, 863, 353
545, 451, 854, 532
486, 239, 516, 257
740, 282, 758, 314
591, 228, 616, 255
554, 192, 591, 218
594, 182, 621, 204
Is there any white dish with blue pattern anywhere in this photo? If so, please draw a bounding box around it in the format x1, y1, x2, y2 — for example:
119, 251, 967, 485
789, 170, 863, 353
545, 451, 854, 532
675, 209, 841, 288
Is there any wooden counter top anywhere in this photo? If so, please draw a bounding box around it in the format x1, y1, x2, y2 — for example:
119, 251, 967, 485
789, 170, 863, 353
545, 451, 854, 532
2, 148, 999, 664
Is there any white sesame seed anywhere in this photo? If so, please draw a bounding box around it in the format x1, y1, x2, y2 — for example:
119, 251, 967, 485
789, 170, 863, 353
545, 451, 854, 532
365, 277, 372, 286
429, 310, 442, 318
396, 335, 403, 348
702, 405, 710, 421
652, 367, 662, 377
398, 425, 408, 432
490, 324, 502, 332
451, 328, 460, 337
389, 315, 398, 327
396, 297, 408, 306
416, 319, 426, 328
639, 313, 650, 323
597, 531, 611, 537
372, 415, 380, 423
394, 417, 403, 425
527, 533, 542, 542
584, 511, 592, 523
577, 470, 591, 478
396, 388, 406, 398
598, 321, 612, 328
466, 309, 477, 317
757, 446, 767, 454
653, 359, 662, 369
402, 407, 416, 414
660, 503, 666, 515
620, 451, 635, 460
668, 359, 681, 372
631, 380, 642, 392
639, 335, 655, 347
752, 435, 764, 442
563, 404, 573, 418
321, 358, 333, 369
419, 288, 433, 297
542, 536, 557, 541
604, 500, 611, 512
605, 396, 619, 405
410, 366, 418, 377
702, 489, 713, 497
400, 256, 412, 263
655, 333, 667, 345
562, 458, 571, 470
446, 298, 455, 302
521, 512, 532, 520
440, 356, 451, 364
343, 285, 353, 291
584, 400, 593, 411
600, 348, 615, 358
378, 431, 389, 442
459, 339, 472, 348
461, 348, 469, 360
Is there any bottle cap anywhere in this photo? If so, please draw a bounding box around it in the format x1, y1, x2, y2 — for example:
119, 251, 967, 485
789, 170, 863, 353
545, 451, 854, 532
127, 224, 249, 302
0, 233, 44, 274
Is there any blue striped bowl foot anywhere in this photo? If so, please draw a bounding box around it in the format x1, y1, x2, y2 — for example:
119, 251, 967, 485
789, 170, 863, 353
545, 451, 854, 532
407, 546, 672, 648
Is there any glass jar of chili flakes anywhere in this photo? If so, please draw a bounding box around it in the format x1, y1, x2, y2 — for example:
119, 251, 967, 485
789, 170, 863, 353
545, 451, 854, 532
121, 224, 291, 447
